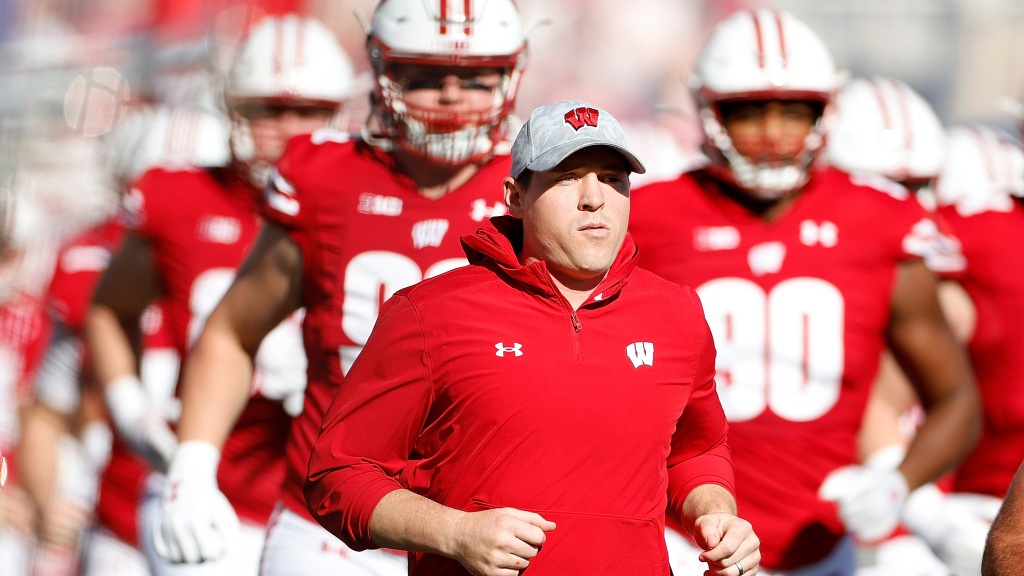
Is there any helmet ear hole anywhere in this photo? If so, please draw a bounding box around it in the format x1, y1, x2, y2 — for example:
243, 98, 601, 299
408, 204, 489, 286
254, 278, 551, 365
366, 0, 528, 165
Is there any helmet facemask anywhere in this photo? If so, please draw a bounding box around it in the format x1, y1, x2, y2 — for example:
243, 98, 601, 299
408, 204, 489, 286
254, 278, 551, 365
369, 41, 525, 166
223, 15, 356, 188
363, 0, 529, 167
699, 96, 827, 200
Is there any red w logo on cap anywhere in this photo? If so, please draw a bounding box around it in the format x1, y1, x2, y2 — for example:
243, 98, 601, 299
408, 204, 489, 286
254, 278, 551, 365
564, 107, 599, 131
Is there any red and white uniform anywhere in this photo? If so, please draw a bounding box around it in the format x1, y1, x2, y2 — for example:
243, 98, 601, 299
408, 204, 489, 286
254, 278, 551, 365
304, 216, 734, 576
630, 167, 941, 571
264, 132, 510, 523
124, 166, 292, 526
937, 200, 1024, 498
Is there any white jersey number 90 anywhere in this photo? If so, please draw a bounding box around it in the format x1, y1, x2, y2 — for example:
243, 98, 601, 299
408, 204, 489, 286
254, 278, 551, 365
696, 277, 844, 423
340, 251, 466, 373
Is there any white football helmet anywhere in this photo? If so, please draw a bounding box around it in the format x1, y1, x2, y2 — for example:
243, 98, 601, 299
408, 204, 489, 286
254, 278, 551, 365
692, 8, 840, 198
107, 105, 231, 191
825, 76, 944, 186
366, 0, 528, 165
935, 124, 1024, 214
225, 14, 356, 186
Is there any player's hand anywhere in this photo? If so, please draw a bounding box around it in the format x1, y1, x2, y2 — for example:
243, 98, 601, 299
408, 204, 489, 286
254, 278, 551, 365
819, 465, 908, 542
694, 513, 761, 576
104, 374, 177, 472
0, 484, 36, 535
903, 485, 999, 576
153, 440, 240, 564
448, 507, 556, 576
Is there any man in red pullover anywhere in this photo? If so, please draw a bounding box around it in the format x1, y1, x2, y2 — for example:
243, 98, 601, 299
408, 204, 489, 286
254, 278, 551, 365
305, 100, 762, 576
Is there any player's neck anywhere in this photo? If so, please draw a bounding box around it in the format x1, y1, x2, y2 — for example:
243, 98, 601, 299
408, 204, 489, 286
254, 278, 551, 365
721, 182, 802, 222
393, 150, 483, 200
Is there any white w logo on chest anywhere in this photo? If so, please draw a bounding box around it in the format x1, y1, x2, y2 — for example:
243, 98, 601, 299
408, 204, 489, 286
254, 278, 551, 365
626, 342, 654, 368
412, 219, 450, 249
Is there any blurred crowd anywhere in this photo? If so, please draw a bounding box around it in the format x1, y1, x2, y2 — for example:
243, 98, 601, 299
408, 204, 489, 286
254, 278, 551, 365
0, 0, 1023, 575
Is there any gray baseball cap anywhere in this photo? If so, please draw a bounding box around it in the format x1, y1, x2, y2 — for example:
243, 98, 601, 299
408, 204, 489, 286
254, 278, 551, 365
510, 100, 646, 179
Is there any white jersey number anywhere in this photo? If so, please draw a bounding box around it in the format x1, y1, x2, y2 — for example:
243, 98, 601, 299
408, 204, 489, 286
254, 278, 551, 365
340, 251, 466, 373
190, 268, 306, 402
697, 277, 844, 423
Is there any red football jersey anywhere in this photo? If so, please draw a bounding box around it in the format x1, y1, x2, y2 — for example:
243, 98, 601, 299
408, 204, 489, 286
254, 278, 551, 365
937, 200, 1024, 498
47, 220, 124, 333
264, 133, 510, 518
125, 166, 291, 524
629, 167, 939, 570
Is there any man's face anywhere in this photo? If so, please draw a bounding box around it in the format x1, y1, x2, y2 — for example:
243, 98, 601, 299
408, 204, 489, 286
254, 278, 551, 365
505, 147, 631, 287
392, 64, 505, 124
239, 103, 337, 164
720, 100, 820, 163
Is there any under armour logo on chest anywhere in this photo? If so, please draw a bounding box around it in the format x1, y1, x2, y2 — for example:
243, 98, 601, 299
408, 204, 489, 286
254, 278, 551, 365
495, 342, 523, 357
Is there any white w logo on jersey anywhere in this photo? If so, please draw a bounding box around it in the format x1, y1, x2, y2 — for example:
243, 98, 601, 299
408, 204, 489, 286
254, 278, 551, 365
412, 219, 450, 249
626, 342, 654, 368
747, 241, 786, 277
495, 342, 523, 357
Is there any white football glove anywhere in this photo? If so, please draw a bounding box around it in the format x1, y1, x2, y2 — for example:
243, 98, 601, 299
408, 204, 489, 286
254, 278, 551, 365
253, 313, 308, 417
902, 485, 999, 576
819, 464, 909, 542
154, 440, 239, 564
104, 375, 177, 472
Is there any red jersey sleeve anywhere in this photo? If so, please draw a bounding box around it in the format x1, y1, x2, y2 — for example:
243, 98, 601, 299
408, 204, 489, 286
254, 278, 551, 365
665, 288, 735, 522
263, 133, 340, 258
305, 292, 432, 550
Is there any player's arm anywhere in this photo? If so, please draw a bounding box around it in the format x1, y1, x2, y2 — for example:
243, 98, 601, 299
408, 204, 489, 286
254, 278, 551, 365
982, 460, 1024, 576
84, 233, 174, 470
19, 322, 80, 512
886, 259, 980, 490
155, 222, 303, 565
175, 222, 303, 448
86, 233, 160, 386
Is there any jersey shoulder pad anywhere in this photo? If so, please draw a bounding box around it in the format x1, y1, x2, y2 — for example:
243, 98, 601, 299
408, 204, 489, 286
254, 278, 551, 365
846, 171, 911, 201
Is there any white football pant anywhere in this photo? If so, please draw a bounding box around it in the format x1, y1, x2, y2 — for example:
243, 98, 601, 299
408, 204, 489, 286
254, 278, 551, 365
667, 527, 857, 576
260, 504, 407, 576
80, 526, 151, 576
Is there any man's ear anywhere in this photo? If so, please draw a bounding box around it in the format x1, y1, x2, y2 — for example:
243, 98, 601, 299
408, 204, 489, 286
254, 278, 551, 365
504, 177, 524, 217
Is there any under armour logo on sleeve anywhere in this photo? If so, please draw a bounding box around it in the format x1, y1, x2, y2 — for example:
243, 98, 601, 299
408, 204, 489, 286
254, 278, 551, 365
626, 342, 654, 368
495, 342, 523, 357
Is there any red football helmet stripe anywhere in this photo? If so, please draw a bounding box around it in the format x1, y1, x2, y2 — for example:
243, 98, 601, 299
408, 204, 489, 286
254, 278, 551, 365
751, 12, 766, 69
774, 10, 787, 70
